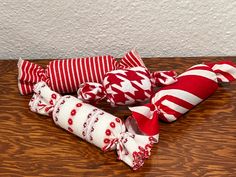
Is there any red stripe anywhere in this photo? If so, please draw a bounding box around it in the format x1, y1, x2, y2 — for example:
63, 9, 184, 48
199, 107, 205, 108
74, 58, 81, 88
97, 56, 103, 81
71, 59, 77, 92
161, 75, 218, 100
164, 95, 194, 110
57, 60, 64, 93
93, 57, 99, 82
68, 59, 76, 92
103, 56, 109, 74
67, 60, 74, 92
214, 69, 235, 82
90, 57, 97, 82
160, 104, 182, 119
85, 57, 92, 82
126, 52, 138, 67
81, 58, 88, 83
49, 61, 56, 91
62, 60, 70, 93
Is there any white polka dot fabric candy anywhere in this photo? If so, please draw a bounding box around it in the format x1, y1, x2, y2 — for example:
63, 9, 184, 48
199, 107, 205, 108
29, 81, 157, 170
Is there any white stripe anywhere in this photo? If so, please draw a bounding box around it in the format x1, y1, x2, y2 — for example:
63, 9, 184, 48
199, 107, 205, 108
127, 52, 138, 67
62, 60, 69, 92
98, 56, 103, 81
80, 58, 85, 83
88, 57, 94, 82
212, 64, 236, 79
151, 89, 202, 106
84, 58, 89, 83
32, 62, 37, 82
102, 56, 106, 74
106, 56, 111, 72
162, 100, 189, 114
160, 110, 177, 122
57, 60, 63, 92
215, 74, 229, 82
52, 61, 59, 92
66, 59, 73, 92
178, 69, 217, 82
23, 61, 29, 94
188, 64, 206, 70
17, 59, 23, 94
71, 59, 77, 89
129, 106, 153, 119
75, 58, 80, 87
92, 57, 99, 82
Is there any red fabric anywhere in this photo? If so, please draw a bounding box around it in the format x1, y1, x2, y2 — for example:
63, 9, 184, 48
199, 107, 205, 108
18, 49, 145, 95
128, 61, 236, 136
78, 67, 177, 106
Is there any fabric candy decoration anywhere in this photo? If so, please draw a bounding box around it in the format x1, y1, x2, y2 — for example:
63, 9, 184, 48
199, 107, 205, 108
78, 66, 177, 106
126, 61, 236, 136
18, 49, 145, 95
29, 81, 157, 170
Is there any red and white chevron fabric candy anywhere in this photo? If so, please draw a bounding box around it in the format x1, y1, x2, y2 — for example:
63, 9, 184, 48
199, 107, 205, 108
78, 67, 177, 106
18, 49, 145, 95
29, 81, 157, 170
126, 61, 236, 136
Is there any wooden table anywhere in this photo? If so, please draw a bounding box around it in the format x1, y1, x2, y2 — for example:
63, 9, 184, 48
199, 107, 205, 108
0, 57, 236, 177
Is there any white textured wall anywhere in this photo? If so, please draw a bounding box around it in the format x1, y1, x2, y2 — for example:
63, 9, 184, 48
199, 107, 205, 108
1, 0, 236, 59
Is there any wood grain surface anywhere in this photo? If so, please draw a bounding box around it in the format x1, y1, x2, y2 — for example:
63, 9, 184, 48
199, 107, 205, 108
0, 57, 236, 177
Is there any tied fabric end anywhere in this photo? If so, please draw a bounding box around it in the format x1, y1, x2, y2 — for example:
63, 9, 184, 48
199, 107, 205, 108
29, 81, 61, 116
151, 70, 177, 87
17, 59, 49, 95
118, 49, 146, 69
205, 61, 236, 83
127, 104, 160, 138
77, 82, 106, 102
103, 132, 155, 170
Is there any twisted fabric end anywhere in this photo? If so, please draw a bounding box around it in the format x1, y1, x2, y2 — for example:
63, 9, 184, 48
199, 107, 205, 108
102, 132, 155, 170
77, 82, 106, 103
127, 104, 160, 138
150, 70, 177, 87
205, 61, 236, 83
29, 81, 61, 116
18, 59, 50, 95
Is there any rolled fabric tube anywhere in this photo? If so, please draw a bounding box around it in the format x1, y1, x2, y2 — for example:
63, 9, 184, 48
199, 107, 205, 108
18, 49, 145, 95
77, 66, 177, 106
126, 61, 236, 136
29, 81, 157, 170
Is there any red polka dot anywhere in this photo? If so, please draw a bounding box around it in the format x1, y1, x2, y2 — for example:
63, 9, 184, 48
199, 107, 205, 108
115, 118, 121, 123
149, 137, 154, 141
68, 118, 73, 125
68, 127, 73, 132
71, 109, 76, 116
49, 100, 53, 105
105, 129, 111, 136
104, 138, 110, 144
82, 131, 85, 137
110, 122, 115, 128
51, 94, 57, 99
76, 103, 82, 107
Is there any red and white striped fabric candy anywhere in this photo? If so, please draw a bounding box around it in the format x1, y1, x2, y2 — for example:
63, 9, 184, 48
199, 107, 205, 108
18, 49, 145, 95
29, 81, 157, 170
126, 61, 236, 136
78, 66, 177, 106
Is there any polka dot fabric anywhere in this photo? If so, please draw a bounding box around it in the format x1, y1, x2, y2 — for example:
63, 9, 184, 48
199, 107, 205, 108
29, 81, 156, 170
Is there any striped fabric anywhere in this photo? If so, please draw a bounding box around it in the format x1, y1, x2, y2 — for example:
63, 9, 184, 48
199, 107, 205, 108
127, 61, 236, 136
18, 49, 145, 95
